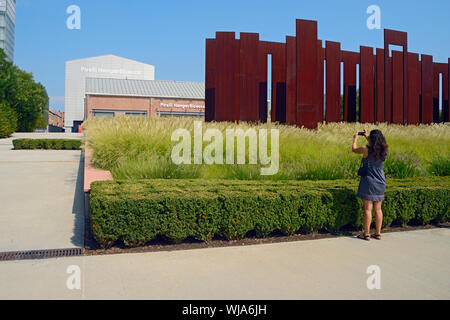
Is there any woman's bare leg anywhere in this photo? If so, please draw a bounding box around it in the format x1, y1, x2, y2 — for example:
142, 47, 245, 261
373, 201, 383, 235
363, 200, 373, 235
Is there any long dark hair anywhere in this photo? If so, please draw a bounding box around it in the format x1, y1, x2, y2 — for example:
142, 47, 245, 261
367, 129, 388, 161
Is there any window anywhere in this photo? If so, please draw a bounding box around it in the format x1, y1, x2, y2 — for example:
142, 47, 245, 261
125, 111, 147, 117
93, 111, 114, 117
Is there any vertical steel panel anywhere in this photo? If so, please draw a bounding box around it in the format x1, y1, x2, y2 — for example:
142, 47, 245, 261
258, 41, 268, 122
433, 62, 449, 123
270, 42, 287, 123
205, 39, 216, 122
442, 66, 449, 123
360, 46, 375, 123
234, 39, 240, 122
375, 48, 385, 122
239, 33, 259, 122
445, 59, 450, 122
286, 36, 297, 125
392, 51, 404, 123
407, 52, 420, 124
421, 54, 433, 124
317, 41, 325, 124
384, 29, 408, 124
385, 55, 392, 123
325, 41, 341, 123
432, 63, 441, 123
215, 32, 238, 121
342, 51, 359, 122
296, 19, 319, 129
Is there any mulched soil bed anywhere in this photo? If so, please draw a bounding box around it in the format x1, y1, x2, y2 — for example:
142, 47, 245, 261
82, 211, 450, 256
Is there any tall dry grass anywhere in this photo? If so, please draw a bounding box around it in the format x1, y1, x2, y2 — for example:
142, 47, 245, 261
83, 116, 450, 180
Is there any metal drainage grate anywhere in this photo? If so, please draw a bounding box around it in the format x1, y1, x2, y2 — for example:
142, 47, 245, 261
0, 248, 83, 261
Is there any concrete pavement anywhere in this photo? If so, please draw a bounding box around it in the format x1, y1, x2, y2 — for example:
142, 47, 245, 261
0, 228, 449, 299
0, 133, 84, 252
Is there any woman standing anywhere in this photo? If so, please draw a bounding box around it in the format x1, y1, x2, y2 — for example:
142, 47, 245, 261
352, 129, 388, 241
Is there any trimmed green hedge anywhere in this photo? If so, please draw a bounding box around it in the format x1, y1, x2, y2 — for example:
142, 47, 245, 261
89, 177, 450, 248
13, 139, 82, 150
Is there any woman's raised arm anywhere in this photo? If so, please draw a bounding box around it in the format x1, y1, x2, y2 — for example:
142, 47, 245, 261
352, 132, 368, 155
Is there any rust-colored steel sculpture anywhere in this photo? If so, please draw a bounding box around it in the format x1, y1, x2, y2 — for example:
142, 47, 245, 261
325, 41, 341, 123
360, 46, 375, 124
285, 36, 297, 125
407, 52, 421, 125
205, 19, 449, 128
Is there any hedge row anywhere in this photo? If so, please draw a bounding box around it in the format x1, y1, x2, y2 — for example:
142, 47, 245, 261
89, 177, 450, 248
13, 139, 82, 150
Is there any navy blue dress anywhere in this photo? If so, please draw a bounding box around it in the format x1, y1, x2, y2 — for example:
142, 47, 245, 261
357, 152, 386, 201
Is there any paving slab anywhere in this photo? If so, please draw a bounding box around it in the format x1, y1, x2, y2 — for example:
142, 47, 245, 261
0, 133, 84, 252
0, 228, 448, 299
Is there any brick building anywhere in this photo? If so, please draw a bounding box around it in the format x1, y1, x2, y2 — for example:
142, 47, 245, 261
44, 107, 64, 132
84, 78, 205, 119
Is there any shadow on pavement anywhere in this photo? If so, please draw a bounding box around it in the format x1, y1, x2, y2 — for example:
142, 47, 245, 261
70, 151, 85, 247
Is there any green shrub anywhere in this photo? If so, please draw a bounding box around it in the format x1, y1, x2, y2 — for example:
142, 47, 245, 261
428, 156, 450, 176
384, 151, 425, 178
12, 139, 82, 150
0, 101, 17, 138
89, 177, 450, 248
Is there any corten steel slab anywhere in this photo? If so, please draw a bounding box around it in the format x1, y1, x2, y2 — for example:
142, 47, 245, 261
421, 54, 434, 124
286, 36, 297, 125
384, 57, 393, 123
432, 63, 441, 123
439, 62, 448, 123
385, 56, 392, 123
325, 41, 341, 123
443, 69, 449, 123
392, 51, 404, 124
433, 62, 449, 123
215, 32, 238, 121
296, 19, 319, 129
234, 39, 240, 122
446, 58, 450, 122
317, 41, 325, 124
205, 39, 216, 122
267, 41, 287, 123
239, 33, 260, 122
360, 46, 375, 123
258, 41, 268, 122
375, 48, 385, 122
407, 52, 421, 124
342, 50, 359, 122
384, 29, 408, 124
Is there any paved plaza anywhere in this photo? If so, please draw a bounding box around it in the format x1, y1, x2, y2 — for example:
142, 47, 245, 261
0, 133, 84, 252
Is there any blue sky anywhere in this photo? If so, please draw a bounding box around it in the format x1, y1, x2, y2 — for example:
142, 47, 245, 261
14, 0, 450, 111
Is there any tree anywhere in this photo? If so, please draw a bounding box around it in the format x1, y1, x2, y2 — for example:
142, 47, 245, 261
11, 69, 49, 131
0, 48, 49, 133
0, 101, 17, 138
0, 49, 17, 103
35, 113, 48, 129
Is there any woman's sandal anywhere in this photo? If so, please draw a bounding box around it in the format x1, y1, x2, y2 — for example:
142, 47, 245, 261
371, 233, 381, 240
357, 233, 370, 241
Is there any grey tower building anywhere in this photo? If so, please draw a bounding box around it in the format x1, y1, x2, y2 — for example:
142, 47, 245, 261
0, 0, 15, 61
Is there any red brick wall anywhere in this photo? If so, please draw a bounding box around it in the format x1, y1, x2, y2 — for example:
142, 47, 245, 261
85, 95, 205, 119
